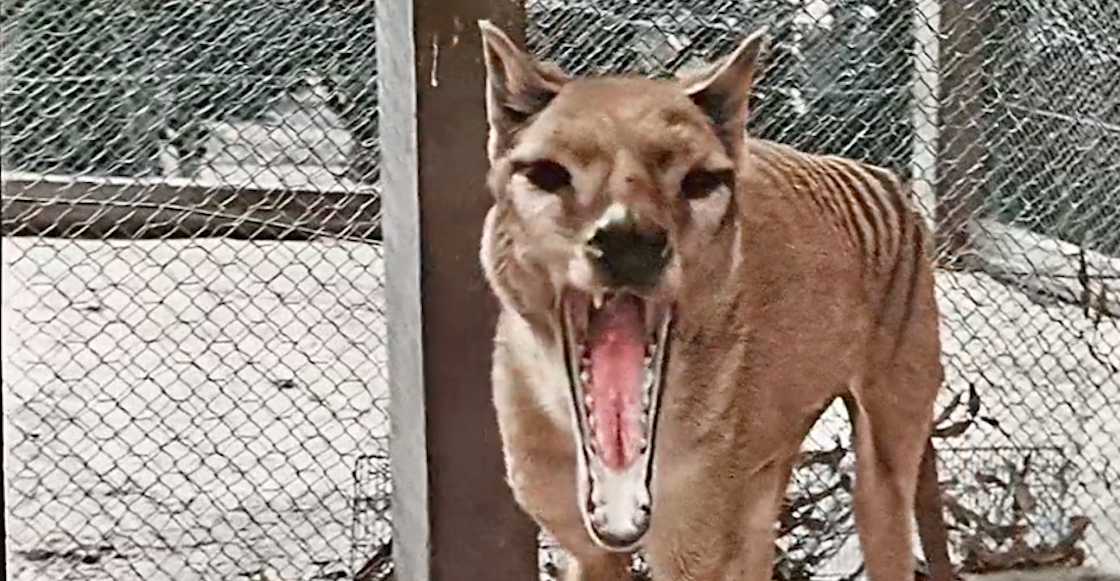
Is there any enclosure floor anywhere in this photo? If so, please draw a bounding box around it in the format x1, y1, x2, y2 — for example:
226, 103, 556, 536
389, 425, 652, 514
3, 237, 1118, 579
3, 237, 389, 581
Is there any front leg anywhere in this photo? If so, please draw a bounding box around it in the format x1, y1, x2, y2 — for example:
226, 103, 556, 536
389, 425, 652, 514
490, 312, 638, 581
505, 431, 631, 581
642, 374, 827, 581
644, 453, 797, 581
495, 370, 632, 581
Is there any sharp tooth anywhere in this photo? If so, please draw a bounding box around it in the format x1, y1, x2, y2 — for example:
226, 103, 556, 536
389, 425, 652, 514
580, 370, 591, 384
593, 292, 603, 309
585, 393, 594, 408
591, 486, 606, 506
592, 506, 608, 527
643, 355, 652, 369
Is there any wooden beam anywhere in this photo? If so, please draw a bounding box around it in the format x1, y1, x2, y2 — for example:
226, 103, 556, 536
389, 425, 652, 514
935, 0, 991, 268
377, 0, 539, 581
1, 172, 381, 241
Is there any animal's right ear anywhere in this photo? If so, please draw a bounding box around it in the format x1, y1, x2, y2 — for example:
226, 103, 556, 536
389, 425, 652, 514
680, 26, 769, 156
478, 20, 568, 160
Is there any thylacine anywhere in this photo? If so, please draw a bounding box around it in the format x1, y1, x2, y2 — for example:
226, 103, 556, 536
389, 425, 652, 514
478, 21, 947, 581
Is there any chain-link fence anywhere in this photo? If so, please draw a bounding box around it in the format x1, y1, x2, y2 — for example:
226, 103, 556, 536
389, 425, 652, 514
2, 0, 1118, 580
2, 2, 386, 580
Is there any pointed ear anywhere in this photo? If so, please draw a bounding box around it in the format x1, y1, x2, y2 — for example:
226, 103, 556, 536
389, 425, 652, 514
681, 26, 770, 153
478, 20, 569, 160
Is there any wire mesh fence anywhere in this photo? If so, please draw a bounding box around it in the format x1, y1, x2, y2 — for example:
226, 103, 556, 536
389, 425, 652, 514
2, 1, 1118, 580
2, 2, 386, 581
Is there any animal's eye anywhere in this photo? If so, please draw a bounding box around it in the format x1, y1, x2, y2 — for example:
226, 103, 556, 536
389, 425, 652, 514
518, 159, 571, 194
680, 169, 734, 200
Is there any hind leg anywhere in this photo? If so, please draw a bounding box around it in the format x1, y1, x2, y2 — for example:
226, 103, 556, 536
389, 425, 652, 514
915, 438, 954, 581
845, 373, 939, 581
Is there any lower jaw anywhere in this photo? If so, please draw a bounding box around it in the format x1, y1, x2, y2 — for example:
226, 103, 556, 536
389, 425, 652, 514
577, 444, 657, 551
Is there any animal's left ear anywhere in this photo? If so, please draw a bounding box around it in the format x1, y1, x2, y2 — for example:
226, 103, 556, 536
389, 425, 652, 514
681, 26, 770, 154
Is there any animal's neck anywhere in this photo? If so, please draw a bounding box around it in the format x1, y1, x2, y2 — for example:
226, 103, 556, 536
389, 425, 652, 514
674, 221, 742, 340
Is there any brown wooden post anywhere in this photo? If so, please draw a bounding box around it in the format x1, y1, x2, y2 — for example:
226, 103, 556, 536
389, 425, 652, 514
377, 0, 539, 580
935, 0, 991, 269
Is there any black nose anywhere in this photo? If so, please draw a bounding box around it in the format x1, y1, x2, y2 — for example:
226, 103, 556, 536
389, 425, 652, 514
587, 226, 671, 288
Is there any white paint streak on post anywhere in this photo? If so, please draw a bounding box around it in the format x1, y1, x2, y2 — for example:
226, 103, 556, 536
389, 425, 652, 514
430, 34, 440, 88
911, 0, 941, 234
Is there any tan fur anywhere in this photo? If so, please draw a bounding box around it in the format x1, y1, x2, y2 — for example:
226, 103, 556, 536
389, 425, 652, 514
476, 21, 946, 581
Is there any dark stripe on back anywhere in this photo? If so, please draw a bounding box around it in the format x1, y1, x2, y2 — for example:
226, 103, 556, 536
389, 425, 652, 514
805, 158, 868, 254
825, 158, 883, 262
862, 164, 908, 222
884, 212, 924, 364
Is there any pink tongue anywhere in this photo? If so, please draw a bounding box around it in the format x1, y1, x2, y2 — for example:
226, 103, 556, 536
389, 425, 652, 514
587, 299, 645, 471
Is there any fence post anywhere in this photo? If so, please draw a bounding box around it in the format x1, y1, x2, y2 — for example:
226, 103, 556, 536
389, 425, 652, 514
935, 0, 990, 268
377, 0, 540, 581
910, 0, 940, 234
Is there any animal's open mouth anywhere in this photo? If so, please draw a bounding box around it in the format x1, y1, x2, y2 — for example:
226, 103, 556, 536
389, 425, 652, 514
560, 289, 673, 551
